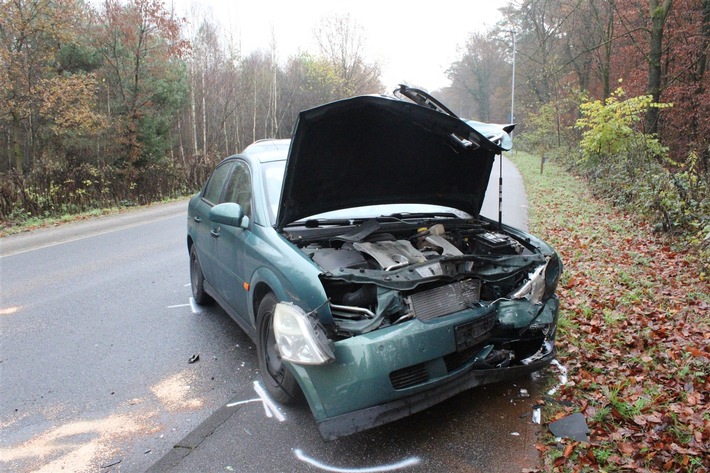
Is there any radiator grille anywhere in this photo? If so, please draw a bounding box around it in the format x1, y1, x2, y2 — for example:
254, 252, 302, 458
389, 363, 429, 390
408, 280, 481, 321
444, 345, 483, 373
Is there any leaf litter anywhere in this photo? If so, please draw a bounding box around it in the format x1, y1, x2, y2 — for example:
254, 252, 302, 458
511, 152, 709, 472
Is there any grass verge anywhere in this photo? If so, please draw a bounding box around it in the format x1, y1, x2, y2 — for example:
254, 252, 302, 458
509, 151, 709, 472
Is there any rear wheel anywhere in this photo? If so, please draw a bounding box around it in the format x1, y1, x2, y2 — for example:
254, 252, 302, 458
190, 245, 212, 305
256, 293, 302, 404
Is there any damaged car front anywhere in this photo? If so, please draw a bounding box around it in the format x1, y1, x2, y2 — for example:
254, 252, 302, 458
266, 88, 562, 440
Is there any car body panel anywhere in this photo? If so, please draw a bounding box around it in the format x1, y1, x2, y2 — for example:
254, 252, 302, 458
277, 95, 508, 230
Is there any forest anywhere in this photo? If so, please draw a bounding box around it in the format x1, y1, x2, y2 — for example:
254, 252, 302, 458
1, 0, 708, 253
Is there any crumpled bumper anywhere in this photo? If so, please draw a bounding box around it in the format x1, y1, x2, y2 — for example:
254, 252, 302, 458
287, 298, 559, 440
316, 344, 556, 440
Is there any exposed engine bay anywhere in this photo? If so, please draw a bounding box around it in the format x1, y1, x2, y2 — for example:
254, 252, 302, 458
282, 217, 560, 369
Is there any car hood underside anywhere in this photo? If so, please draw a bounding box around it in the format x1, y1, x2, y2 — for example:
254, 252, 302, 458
276, 95, 510, 230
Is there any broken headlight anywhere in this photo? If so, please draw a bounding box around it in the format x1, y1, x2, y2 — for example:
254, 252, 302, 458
510, 254, 562, 304
273, 303, 335, 365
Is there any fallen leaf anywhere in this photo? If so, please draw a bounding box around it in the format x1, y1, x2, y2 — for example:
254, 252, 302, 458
563, 443, 575, 458
618, 442, 635, 455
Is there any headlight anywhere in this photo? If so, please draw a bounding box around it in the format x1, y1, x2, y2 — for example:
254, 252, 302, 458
511, 254, 562, 304
273, 303, 335, 365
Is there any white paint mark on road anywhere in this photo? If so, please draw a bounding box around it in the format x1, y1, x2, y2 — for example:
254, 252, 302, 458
167, 298, 203, 314
253, 381, 285, 422
189, 297, 203, 314
294, 449, 420, 472
226, 399, 260, 408
547, 359, 568, 395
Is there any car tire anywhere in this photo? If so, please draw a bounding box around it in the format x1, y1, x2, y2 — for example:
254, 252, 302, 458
256, 293, 302, 404
190, 245, 212, 305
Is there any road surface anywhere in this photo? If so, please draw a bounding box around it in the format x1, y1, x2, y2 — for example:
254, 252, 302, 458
1, 155, 549, 472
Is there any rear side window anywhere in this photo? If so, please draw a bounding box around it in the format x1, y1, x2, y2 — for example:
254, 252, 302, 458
202, 162, 234, 204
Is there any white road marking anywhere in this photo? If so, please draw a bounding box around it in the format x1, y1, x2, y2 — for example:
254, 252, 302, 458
294, 449, 420, 472
253, 381, 286, 422
226, 399, 261, 408
167, 298, 203, 313
189, 297, 203, 314
0, 213, 180, 258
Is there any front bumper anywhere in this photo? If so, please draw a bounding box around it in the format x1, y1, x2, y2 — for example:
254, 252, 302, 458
288, 297, 559, 440
319, 344, 555, 440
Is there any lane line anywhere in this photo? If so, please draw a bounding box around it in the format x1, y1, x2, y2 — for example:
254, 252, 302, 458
1, 213, 183, 258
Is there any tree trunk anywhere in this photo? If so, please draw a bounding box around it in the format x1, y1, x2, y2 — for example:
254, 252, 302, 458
646, 0, 673, 134
201, 68, 207, 156
190, 60, 198, 157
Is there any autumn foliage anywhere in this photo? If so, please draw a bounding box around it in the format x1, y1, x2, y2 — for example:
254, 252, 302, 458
512, 152, 709, 472
0, 0, 383, 227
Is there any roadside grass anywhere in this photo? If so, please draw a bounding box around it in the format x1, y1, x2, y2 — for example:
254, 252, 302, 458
0, 207, 117, 237
509, 151, 709, 472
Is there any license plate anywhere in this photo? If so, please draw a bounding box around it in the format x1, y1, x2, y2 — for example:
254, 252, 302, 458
454, 313, 496, 351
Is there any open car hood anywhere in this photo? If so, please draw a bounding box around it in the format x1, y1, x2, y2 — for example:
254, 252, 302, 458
276, 94, 513, 230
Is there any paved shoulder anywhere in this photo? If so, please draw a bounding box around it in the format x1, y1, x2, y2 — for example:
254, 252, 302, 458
480, 153, 528, 231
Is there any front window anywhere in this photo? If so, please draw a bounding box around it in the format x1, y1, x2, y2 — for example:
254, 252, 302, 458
202, 162, 234, 205
223, 161, 253, 218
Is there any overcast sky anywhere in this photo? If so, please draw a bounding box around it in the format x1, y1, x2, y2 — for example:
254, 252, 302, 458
177, 0, 509, 91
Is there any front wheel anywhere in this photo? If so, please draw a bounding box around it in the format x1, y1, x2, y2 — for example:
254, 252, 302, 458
190, 245, 212, 305
256, 293, 302, 404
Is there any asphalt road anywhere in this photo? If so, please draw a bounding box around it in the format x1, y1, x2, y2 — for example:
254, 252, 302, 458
0, 155, 551, 472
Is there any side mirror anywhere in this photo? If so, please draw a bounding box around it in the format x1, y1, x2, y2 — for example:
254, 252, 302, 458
209, 203, 247, 228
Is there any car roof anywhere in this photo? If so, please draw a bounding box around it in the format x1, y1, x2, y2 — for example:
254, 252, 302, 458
241, 139, 289, 163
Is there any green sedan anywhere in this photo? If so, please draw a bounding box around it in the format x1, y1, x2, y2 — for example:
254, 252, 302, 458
187, 86, 561, 440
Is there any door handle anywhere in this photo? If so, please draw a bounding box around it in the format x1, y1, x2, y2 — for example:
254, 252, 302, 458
210, 228, 220, 238
193, 215, 202, 223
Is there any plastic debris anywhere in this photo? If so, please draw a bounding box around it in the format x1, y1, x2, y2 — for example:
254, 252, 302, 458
188, 354, 200, 364
548, 413, 589, 442
532, 407, 541, 424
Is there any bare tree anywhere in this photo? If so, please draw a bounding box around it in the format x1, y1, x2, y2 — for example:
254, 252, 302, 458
313, 14, 383, 95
